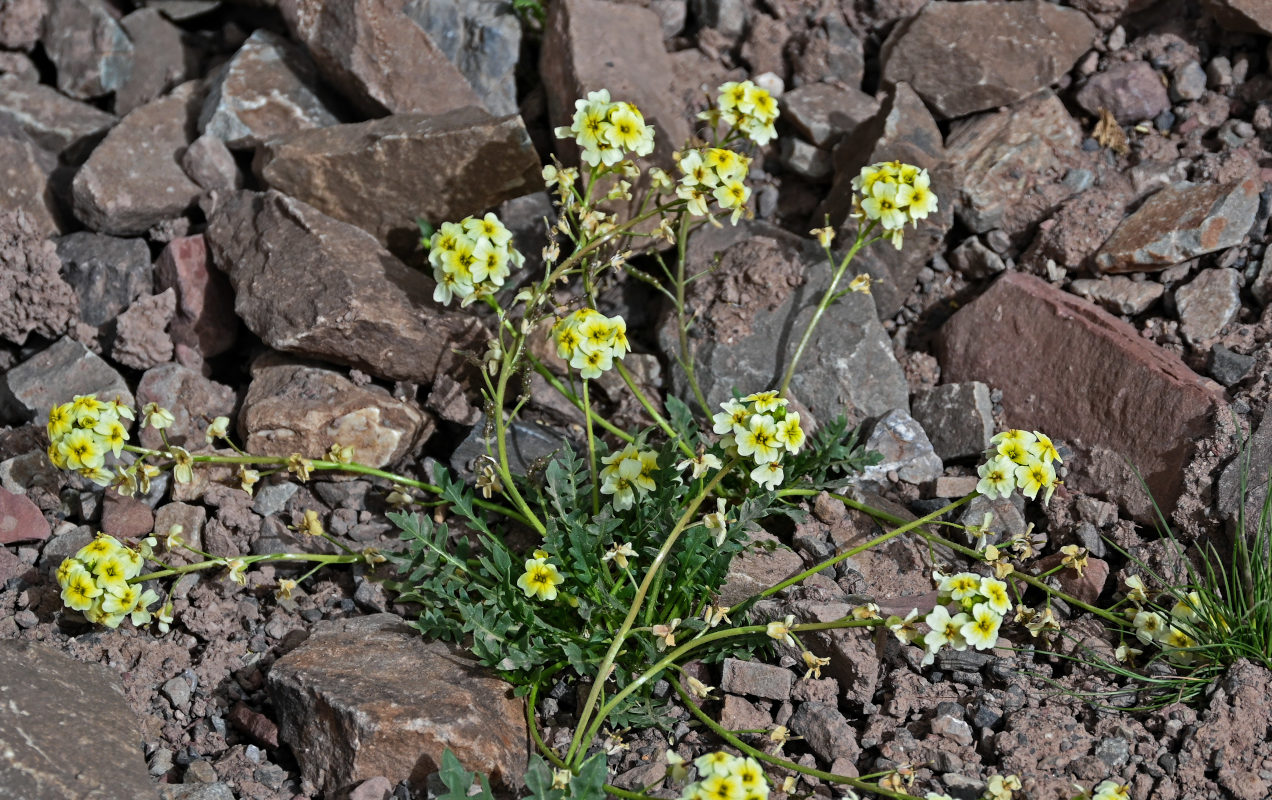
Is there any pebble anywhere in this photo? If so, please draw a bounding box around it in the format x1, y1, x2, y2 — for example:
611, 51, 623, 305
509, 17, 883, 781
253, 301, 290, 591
1171, 60, 1207, 101
1208, 344, 1254, 386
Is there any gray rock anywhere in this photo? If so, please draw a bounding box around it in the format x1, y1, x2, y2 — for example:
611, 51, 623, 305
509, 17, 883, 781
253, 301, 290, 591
252, 482, 298, 518
153, 502, 207, 555
199, 29, 341, 150
788, 701, 860, 763
161, 675, 193, 709
792, 16, 863, 88
779, 138, 831, 180
690, 0, 746, 38
206, 190, 486, 384
0, 51, 40, 82
0, 207, 76, 347
1174, 268, 1241, 344
159, 784, 235, 800
950, 236, 1006, 279
1076, 61, 1170, 124
1170, 60, 1207, 102
1207, 345, 1254, 387
931, 705, 975, 746
1217, 413, 1272, 527
720, 658, 793, 701
911, 382, 994, 461
0, 337, 133, 424
111, 289, 177, 370
55, 231, 153, 326
404, 0, 522, 117
0, 639, 156, 799
1069, 276, 1164, 316
41, 0, 134, 99
860, 409, 943, 485
0, 0, 44, 49
135, 363, 235, 451
0, 137, 59, 237
180, 133, 242, 193
451, 415, 570, 477
781, 82, 879, 148
116, 8, 191, 115
0, 73, 115, 159
1255, 247, 1272, 307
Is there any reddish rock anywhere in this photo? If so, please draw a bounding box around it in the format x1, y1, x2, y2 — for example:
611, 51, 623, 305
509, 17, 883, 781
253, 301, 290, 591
0, 137, 60, 237
278, 0, 482, 118
1022, 176, 1133, 272
99, 492, 155, 539
1076, 61, 1170, 124
879, 1, 1096, 120
0, 487, 50, 544
111, 289, 176, 370
0, 73, 116, 159
155, 235, 238, 359
255, 108, 542, 256
267, 614, 528, 795
136, 363, 236, 451
1177, 661, 1272, 800
781, 82, 879, 148
1068, 276, 1164, 316
1095, 178, 1260, 273
719, 529, 806, 607
720, 657, 793, 701
1175, 268, 1242, 344
938, 272, 1224, 517
180, 133, 242, 193
1034, 552, 1109, 605
228, 701, 279, 749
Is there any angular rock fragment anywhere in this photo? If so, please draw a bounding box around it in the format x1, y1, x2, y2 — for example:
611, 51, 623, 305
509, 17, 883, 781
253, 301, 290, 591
1201, 0, 1272, 35
1068, 276, 1163, 316
780, 82, 878, 148
41, 0, 134, 100
0, 487, 49, 544
155, 234, 238, 360
0, 136, 60, 235
404, 0, 522, 117
1175, 267, 1242, 345
0, 0, 44, 50
0, 209, 76, 346
1075, 61, 1170, 124
206, 191, 485, 384
55, 231, 153, 326
0, 337, 133, 425
116, 8, 191, 115
911, 382, 994, 461
256, 108, 541, 256
111, 289, 176, 370
860, 408, 943, 485
136, 363, 235, 451
0, 74, 115, 159
180, 133, 242, 193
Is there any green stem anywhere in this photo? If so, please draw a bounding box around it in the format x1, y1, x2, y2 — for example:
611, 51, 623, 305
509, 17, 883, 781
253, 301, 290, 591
614, 360, 694, 458
133, 552, 361, 583
583, 379, 599, 516
777, 221, 876, 397
528, 357, 635, 444
673, 212, 712, 418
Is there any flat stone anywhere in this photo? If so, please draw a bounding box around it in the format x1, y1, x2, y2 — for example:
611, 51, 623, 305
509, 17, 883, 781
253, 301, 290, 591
1202, 0, 1272, 34
719, 530, 806, 607
1174, 267, 1242, 344
136, 363, 236, 451
931, 709, 975, 747
657, 222, 909, 425
1034, 552, 1109, 605
826, 492, 946, 598
256, 108, 541, 257
100, 491, 155, 538
934, 475, 979, 498
0, 74, 115, 160
111, 289, 177, 370
0, 337, 133, 424
0, 487, 49, 544
71, 84, 203, 236
879, 0, 1096, 119
781, 82, 879, 148
790, 15, 863, 88
155, 234, 238, 361
403, 0, 522, 117
55, 231, 153, 326
206, 190, 486, 384
200, 29, 340, 150
950, 236, 1005, 279
153, 501, 206, 555
945, 91, 1083, 240
0, 136, 60, 236
242, 355, 433, 468
779, 138, 831, 180
860, 409, 943, 485
720, 658, 793, 701
1076, 61, 1170, 124
180, 133, 241, 193
1094, 179, 1260, 273
40, 0, 134, 100
911, 382, 994, 461
160, 784, 234, 800
788, 701, 860, 763
267, 614, 527, 795
0, 639, 155, 799
1022, 177, 1133, 271
1069, 275, 1164, 316
718, 695, 772, 732
0, 0, 44, 49
116, 8, 190, 115
938, 272, 1223, 518
1207, 344, 1254, 387
278, 0, 483, 118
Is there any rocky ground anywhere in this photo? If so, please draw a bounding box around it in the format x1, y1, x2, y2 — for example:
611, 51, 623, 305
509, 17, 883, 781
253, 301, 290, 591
2, 0, 1272, 798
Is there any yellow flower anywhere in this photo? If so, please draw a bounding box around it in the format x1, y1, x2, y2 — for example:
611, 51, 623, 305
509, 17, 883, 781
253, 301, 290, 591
1015, 456, 1058, 503
985, 774, 1021, 800
695, 751, 738, 778
48, 402, 75, 441
275, 578, 298, 601
960, 602, 1003, 651
774, 413, 805, 454
740, 390, 784, 413
205, 415, 230, 444
61, 569, 102, 611
766, 614, 796, 647
1059, 544, 1088, 576
848, 273, 873, 294
736, 414, 780, 464
652, 618, 680, 650
979, 576, 1011, 615
59, 427, 104, 470
101, 584, 141, 616
810, 226, 835, 248
885, 608, 921, 644
225, 558, 247, 585
1133, 609, 1166, 644
286, 453, 312, 482
1091, 781, 1130, 800
141, 402, 175, 430
749, 461, 784, 491
517, 557, 564, 601
603, 542, 636, 569
93, 417, 128, 458
77, 534, 122, 568
686, 676, 715, 699
940, 572, 982, 603
676, 452, 723, 480
712, 179, 750, 225
800, 651, 830, 680
239, 466, 260, 496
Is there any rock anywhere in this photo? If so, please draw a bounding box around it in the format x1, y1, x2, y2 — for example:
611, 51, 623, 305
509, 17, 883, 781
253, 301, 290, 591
255, 108, 541, 257
824, 492, 943, 598
153, 501, 206, 555
790, 16, 864, 89
541, 0, 690, 168
860, 409, 943, 485
879, 1, 1096, 120
347, 776, 394, 800
1173, 661, 1272, 800
206, 190, 486, 384
821, 82, 951, 318
781, 83, 879, 148
136, 363, 236, 451
268, 614, 527, 795
0, 337, 133, 424
931, 705, 975, 747
995, 705, 1098, 798
116, 8, 191, 115
788, 702, 860, 763
911, 382, 994, 461
100, 492, 155, 538
40, 0, 134, 100
720, 658, 793, 701
55, 231, 153, 327
938, 272, 1223, 518
656, 223, 909, 425
242, 355, 433, 468
779, 138, 831, 180
1095, 179, 1260, 273
1202, 0, 1272, 35
1170, 60, 1207, 102
450, 415, 570, 477
0, 136, 60, 235
1022, 179, 1132, 271
718, 530, 805, 607
1207, 345, 1254, 387
154, 235, 238, 361
691, 0, 746, 38
950, 236, 1006, 279
425, 373, 481, 425
1068, 276, 1163, 316
0, 74, 115, 160
1256, 248, 1272, 307
1034, 552, 1109, 604
0, 487, 49, 544
160, 784, 235, 800
180, 134, 241, 193
0, 51, 39, 82
1174, 268, 1242, 344
718, 695, 772, 732
199, 29, 341, 150
111, 289, 177, 370
278, 0, 483, 118
1218, 412, 1272, 539
945, 91, 1083, 241
71, 84, 203, 236
0, 0, 44, 49
1075, 61, 1170, 124
403, 0, 522, 117
0, 208, 76, 345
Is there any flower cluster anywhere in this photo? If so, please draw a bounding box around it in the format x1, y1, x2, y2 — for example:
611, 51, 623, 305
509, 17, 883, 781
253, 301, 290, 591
598, 443, 660, 510
910, 572, 1013, 664
553, 308, 631, 379
976, 429, 1062, 506
672, 147, 752, 224
46, 395, 134, 486
712, 391, 805, 491
850, 160, 939, 249
709, 80, 779, 146
1128, 586, 1204, 665
681, 752, 769, 800
428, 213, 525, 306
56, 534, 163, 629
555, 89, 655, 168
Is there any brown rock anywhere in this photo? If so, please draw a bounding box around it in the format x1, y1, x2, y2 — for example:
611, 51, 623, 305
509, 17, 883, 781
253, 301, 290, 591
1094, 178, 1261, 273
155, 235, 238, 360
0, 136, 60, 236
71, 84, 203, 235
781, 82, 879, 148
256, 108, 541, 256
1175, 267, 1242, 344
945, 91, 1083, 240
1178, 661, 1272, 800
0, 0, 44, 50
40, 0, 133, 100
718, 695, 772, 732
719, 530, 806, 607
0, 51, 39, 81
1034, 552, 1109, 605
0, 486, 50, 544
1022, 177, 1132, 271
228, 701, 279, 749
1075, 61, 1170, 124
136, 363, 236, 451
267, 614, 528, 795
241, 355, 433, 468
200, 29, 340, 150
880, 1, 1096, 120
111, 289, 177, 370
278, 0, 482, 118
1068, 276, 1164, 316
99, 492, 155, 539
0, 73, 115, 160
825, 493, 946, 598
796, 600, 880, 706
206, 190, 486, 384
116, 8, 190, 115
789, 702, 861, 763
938, 272, 1223, 517
1202, 0, 1272, 35
0, 640, 156, 798
720, 658, 793, 701
180, 133, 242, 193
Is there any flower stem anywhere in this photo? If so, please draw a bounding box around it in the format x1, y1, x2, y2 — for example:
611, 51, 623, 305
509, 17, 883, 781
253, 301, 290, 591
614, 360, 694, 458
527, 357, 635, 444
132, 552, 360, 583
583, 379, 599, 516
